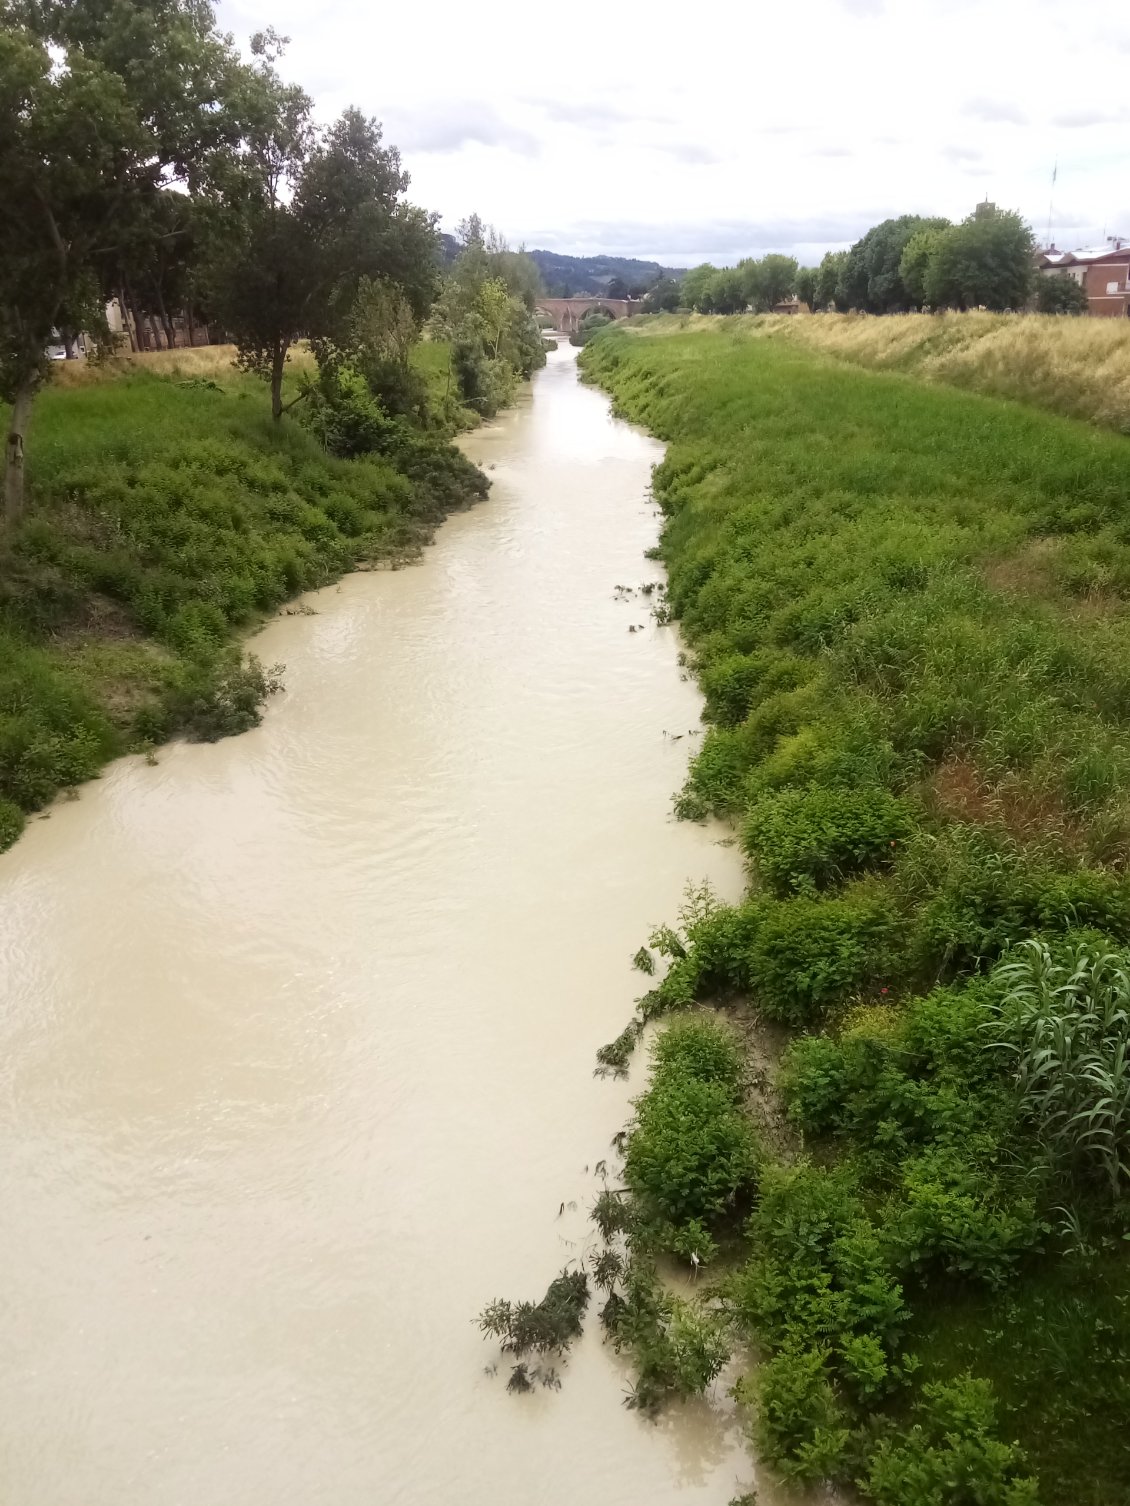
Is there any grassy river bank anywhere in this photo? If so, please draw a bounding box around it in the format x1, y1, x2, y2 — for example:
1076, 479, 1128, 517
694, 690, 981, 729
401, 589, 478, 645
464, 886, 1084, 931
0, 344, 487, 853
576, 321, 1130, 1505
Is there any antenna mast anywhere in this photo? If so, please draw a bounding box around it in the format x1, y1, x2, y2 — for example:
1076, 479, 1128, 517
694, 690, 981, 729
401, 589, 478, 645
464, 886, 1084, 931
1046, 159, 1057, 249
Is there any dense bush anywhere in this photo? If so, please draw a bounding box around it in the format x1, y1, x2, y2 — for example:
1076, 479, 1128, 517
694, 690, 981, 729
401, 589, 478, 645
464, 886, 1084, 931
746, 892, 899, 1024
743, 785, 913, 894
885, 1145, 1042, 1286
0, 795, 25, 851
863, 1376, 1039, 1506
745, 1339, 852, 1482
623, 1017, 757, 1254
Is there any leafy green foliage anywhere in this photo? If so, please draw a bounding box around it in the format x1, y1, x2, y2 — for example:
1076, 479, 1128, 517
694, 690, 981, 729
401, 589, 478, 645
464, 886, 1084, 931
746, 892, 898, 1024
429, 215, 546, 417
580, 323, 1130, 1499
1035, 277, 1089, 316
602, 1260, 732, 1413
886, 1144, 1042, 1287
743, 785, 913, 895
624, 1018, 757, 1242
839, 214, 952, 312
862, 1375, 1039, 1506
0, 795, 24, 850
922, 203, 1035, 312
479, 1269, 590, 1392
743, 1340, 853, 1482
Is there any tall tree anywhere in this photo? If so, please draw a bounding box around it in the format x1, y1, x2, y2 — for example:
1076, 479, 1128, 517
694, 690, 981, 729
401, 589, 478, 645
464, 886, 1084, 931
924, 203, 1034, 312
795, 266, 818, 310
642, 277, 681, 313
741, 254, 799, 312
681, 264, 718, 312
899, 225, 950, 309
841, 215, 951, 312
0, 24, 142, 521
817, 249, 848, 311
207, 80, 440, 420
0, 0, 258, 521
1035, 275, 1088, 315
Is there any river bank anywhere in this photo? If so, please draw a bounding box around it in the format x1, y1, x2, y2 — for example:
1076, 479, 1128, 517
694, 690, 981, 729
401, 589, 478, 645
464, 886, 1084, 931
0, 344, 773, 1504
0, 348, 487, 854
636, 309, 1130, 434
580, 325, 1130, 1504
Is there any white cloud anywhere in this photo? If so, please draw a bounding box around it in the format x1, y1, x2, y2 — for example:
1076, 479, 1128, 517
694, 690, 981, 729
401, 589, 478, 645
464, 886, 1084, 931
216, 0, 1129, 263
963, 97, 1028, 125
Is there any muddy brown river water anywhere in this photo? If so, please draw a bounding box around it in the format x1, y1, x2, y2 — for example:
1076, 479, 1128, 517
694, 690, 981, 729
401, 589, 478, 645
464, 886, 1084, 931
0, 344, 791, 1505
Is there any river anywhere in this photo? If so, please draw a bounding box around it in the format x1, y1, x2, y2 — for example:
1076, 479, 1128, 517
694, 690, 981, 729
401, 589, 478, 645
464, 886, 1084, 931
0, 344, 773, 1504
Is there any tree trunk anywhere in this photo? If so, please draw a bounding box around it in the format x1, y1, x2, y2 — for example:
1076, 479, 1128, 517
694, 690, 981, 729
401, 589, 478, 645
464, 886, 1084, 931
270, 342, 287, 420
118, 288, 138, 353
154, 285, 176, 350
186, 306, 196, 347
124, 282, 145, 350
4, 378, 36, 527
62, 329, 77, 360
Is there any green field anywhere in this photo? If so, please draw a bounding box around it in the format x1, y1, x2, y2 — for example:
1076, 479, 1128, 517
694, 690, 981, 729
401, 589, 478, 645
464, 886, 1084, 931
0, 348, 485, 852
581, 325, 1130, 1504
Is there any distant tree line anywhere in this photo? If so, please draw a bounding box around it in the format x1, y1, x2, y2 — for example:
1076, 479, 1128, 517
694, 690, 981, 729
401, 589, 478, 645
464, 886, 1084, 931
672, 203, 1061, 321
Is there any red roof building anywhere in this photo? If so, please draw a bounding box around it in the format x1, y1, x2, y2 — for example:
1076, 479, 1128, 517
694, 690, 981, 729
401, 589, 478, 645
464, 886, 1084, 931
1037, 241, 1130, 317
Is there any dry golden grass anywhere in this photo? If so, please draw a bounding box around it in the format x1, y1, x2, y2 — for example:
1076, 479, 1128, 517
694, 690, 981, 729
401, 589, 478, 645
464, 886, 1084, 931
637, 311, 1130, 433
51, 342, 316, 388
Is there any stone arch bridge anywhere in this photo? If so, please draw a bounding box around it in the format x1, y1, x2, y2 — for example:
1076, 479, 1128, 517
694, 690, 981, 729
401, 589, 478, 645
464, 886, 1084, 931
536, 297, 639, 333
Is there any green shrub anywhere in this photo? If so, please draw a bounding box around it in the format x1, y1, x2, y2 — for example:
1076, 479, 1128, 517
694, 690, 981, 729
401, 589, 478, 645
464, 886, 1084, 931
747, 893, 899, 1024
743, 785, 913, 895
862, 1375, 1039, 1506
0, 797, 25, 851
625, 1073, 757, 1234
780, 982, 1010, 1147
780, 1033, 859, 1136
737, 1162, 907, 1359
700, 649, 815, 727
743, 1340, 853, 1483
743, 707, 905, 802
602, 1261, 732, 1412
652, 1014, 745, 1090
624, 1017, 757, 1242
884, 1145, 1042, 1286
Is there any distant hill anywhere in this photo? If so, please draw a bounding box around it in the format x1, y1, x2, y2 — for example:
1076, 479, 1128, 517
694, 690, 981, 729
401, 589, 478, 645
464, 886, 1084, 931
527, 250, 682, 297
437, 234, 681, 296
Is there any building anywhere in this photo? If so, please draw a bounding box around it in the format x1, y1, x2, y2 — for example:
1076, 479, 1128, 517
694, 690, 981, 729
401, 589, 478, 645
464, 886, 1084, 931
1036, 240, 1130, 317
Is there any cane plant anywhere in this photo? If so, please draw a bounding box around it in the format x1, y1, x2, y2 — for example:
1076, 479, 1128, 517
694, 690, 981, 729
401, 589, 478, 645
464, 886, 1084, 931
990, 939, 1130, 1200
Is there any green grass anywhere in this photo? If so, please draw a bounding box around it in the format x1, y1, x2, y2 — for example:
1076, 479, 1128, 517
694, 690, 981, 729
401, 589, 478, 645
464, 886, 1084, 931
0, 350, 485, 850
581, 325, 1130, 1503
910, 1255, 1130, 1506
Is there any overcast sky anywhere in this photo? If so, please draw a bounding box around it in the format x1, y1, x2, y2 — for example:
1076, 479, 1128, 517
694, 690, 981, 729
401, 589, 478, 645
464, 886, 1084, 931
217, 0, 1128, 266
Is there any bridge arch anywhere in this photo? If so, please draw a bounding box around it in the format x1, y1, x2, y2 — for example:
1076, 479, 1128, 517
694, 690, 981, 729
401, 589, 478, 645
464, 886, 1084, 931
535, 296, 639, 334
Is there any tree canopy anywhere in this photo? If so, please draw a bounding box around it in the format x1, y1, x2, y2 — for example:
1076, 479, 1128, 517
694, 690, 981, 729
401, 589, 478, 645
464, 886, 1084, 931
0, 0, 257, 517
838, 214, 952, 313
